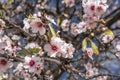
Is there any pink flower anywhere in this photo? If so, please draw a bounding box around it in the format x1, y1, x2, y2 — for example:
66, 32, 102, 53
30, 19, 46, 35
62, 0, 75, 7
23, 18, 46, 35
77, 21, 87, 33
62, 43, 75, 58
61, 19, 70, 31
44, 37, 65, 57
102, 34, 113, 43
0, 57, 12, 73
24, 56, 43, 74
85, 48, 93, 60
71, 23, 80, 36
82, 0, 108, 17
98, 76, 107, 80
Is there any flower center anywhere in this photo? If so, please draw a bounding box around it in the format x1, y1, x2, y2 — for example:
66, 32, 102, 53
51, 45, 58, 51
0, 59, 7, 66
36, 22, 43, 28
29, 60, 35, 67
97, 6, 103, 12
90, 5, 95, 11
68, 1, 73, 5
107, 36, 110, 40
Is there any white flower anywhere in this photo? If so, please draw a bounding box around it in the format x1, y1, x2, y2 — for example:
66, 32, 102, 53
61, 19, 70, 31
29, 19, 46, 35
102, 35, 113, 43
62, 0, 75, 7
85, 48, 93, 60
25, 42, 44, 56
82, 0, 108, 17
83, 14, 99, 29
0, 57, 12, 73
44, 37, 65, 57
62, 43, 75, 58
23, 18, 46, 35
77, 21, 87, 33
24, 56, 43, 74
71, 23, 80, 36
98, 76, 107, 80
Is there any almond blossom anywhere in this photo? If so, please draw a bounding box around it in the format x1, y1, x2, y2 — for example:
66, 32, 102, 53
44, 37, 75, 58
62, 43, 75, 58
62, 0, 75, 7
77, 21, 87, 33
23, 16, 46, 35
24, 56, 43, 74
85, 48, 93, 60
102, 34, 113, 43
85, 62, 107, 80
44, 37, 65, 57
61, 19, 70, 31
71, 23, 80, 36
82, 0, 108, 17
0, 57, 12, 73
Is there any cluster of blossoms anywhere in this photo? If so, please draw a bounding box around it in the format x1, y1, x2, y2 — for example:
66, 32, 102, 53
61, 0, 109, 37
44, 37, 75, 58
14, 55, 43, 80
0, 19, 17, 56
85, 62, 107, 80
23, 12, 55, 35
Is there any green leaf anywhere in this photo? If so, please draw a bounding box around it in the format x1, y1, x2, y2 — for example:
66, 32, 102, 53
91, 42, 99, 55
8, 0, 14, 4
22, 48, 40, 54
104, 29, 114, 38
82, 38, 87, 51
48, 24, 56, 37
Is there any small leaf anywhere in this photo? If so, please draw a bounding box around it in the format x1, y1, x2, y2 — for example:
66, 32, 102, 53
57, 17, 61, 26
8, 0, 14, 4
48, 24, 56, 37
82, 38, 87, 51
44, 35, 48, 41
104, 29, 114, 38
91, 42, 99, 55
22, 48, 40, 54
2, 4, 8, 9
